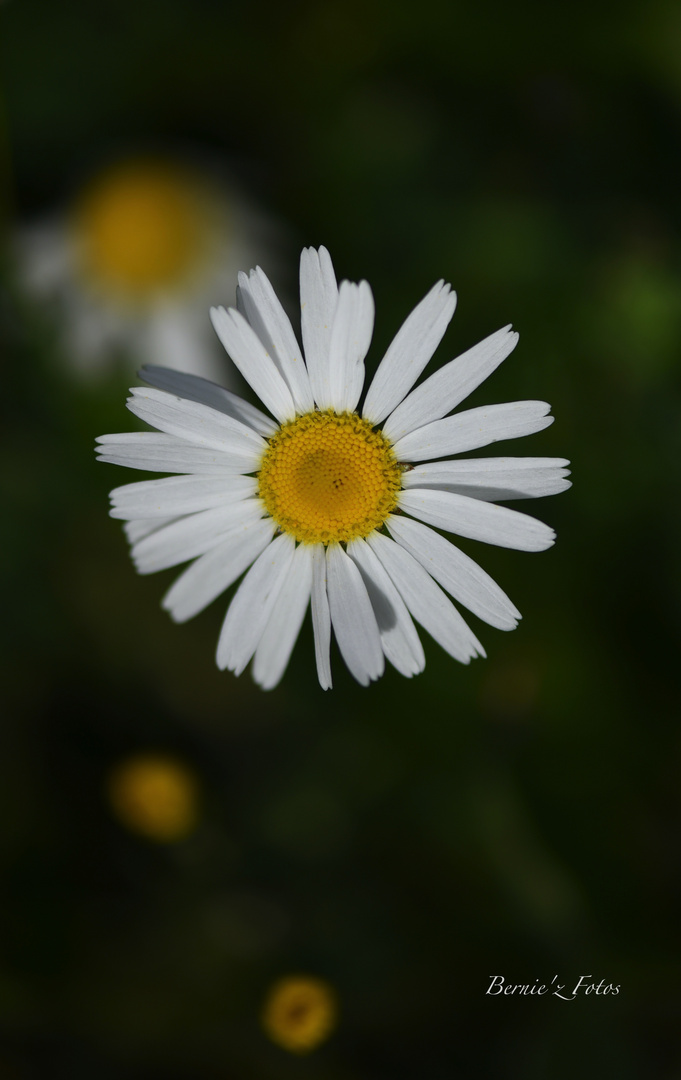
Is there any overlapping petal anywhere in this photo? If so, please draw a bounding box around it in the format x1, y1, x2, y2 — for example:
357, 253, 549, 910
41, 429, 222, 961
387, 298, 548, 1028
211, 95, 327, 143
326, 543, 384, 686
236, 266, 315, 413
110, 474, 257, 520
162, 518, 276, 623
401, 457, 571, 501
96, 432, 250, 474
210, 305, 297, 422
399, 488, 556, 551
367, 532, 484, 664
253, 543, 314, 689
126, 386, 266, 466
139, 364, 278, 436
363, 280, 457, 425
131, 499, 263, 574
300, 245, 339, 410
382, 326, 519, 443
216, 533, 296, 675
392, 401, 554, 462
326, 280, 374, 412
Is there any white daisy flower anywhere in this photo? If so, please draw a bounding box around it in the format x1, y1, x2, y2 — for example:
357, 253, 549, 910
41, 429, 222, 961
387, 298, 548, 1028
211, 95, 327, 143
96, 246, 570, 690
15, 156, 274, 382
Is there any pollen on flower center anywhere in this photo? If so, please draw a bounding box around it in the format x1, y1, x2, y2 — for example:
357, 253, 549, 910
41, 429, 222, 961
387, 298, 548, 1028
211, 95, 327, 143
257, 410, 402, 545
73, 161, 206, 297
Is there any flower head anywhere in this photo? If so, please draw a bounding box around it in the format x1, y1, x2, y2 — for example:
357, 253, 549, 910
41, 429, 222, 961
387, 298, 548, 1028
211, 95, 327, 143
107, 754, 199, 841
96, 246, 570, 690
15, 155, 272, 382
261, 975, 337, 1053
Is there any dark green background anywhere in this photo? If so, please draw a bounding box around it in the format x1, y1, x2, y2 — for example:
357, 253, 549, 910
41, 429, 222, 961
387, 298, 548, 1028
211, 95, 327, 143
2, 0, 681, 1076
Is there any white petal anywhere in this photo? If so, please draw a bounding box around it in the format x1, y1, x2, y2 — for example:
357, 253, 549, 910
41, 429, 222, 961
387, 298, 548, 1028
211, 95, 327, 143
399, 488, 556, 551
347, 538, 425, 677
162, 517, 276, 622
392, 401, 555, 462
252, 543, 313, 689
126, 386, 266, 467
216, 533, 296, 675
236, 267, 315, 413
311, 543, 332, 690
124, 517, 179, 544
300, 245, 339, 410
139, 365, 277, 436
326, 280, 375, 412
402, 457, 571, 500
367, 532, 484, 664
110, 474, 258, 520
362, 281, 457, 425
131, 499, 263, 574
383, 326, 519, 443
326, 544, 384, 686
386, 515, 521, 630
96, 432, 256, 475
210, 305, 296, 422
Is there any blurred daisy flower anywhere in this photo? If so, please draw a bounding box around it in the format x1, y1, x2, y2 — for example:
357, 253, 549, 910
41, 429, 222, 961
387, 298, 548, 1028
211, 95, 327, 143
107, 754, 199, 842
16, 156, 271, 381
261, 975, 337, 1053
96, 246, 570, 689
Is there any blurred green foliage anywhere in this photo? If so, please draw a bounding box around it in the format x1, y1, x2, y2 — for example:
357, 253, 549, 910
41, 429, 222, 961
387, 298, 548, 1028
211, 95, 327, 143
2, 0, 681, 1077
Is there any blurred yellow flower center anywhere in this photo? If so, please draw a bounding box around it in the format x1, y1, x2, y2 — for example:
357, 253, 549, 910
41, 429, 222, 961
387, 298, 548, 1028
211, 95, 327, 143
107, 755, 199, 842
261, 975, 337, 1054
258, 411, 402, 545
74, 161, 205, 297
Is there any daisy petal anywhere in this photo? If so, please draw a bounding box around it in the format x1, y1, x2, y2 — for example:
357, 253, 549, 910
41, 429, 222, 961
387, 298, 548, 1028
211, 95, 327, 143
162, 517, 276, 623
399, 488, 556, 551
95, 432, 255, 474
386, 515, 521, 630
311, 543, 333, 690
362, 280, 457, 425
126, 386, 266, 465
139, 365, 277, 436
237, 267, 315, 413
367, 532, 484, 663
252, 543, 314, 690
210, 305, 296, 422
124, 516, 179, 544
402, 457, 572, 501
110, 474, 258, 519
326, 280, 375, 412
300, 245, 339, 410
383, 326, 519, 443
392, 401, 554, 462
131, 499, 263, 574
326, 544, 384, 686
216, 533, 296, 675
347, 538, 425, 677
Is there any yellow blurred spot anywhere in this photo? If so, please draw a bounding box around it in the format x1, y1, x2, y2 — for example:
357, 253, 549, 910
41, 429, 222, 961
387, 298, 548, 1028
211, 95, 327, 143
261, 975, 338, 1054
73, 160, 207, 298
107, 754, 199, 841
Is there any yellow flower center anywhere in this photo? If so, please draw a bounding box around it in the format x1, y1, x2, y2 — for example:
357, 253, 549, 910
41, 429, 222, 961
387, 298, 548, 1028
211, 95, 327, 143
261, 976, 337, 1054
73, 160, 206, 298
107, 755, 199, 842
258, 410, 402, 545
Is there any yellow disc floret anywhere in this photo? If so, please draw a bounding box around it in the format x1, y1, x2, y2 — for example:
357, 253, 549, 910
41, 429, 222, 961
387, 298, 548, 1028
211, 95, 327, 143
73, 160, 206, 298
258, 410, 402, 545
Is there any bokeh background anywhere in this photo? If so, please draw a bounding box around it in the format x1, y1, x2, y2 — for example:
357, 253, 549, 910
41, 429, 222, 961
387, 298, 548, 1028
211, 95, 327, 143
2, 0, 681, 1076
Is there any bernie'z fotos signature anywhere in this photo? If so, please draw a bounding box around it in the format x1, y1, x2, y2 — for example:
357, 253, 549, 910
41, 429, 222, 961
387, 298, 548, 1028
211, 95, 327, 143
487, 975, 620, 1001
